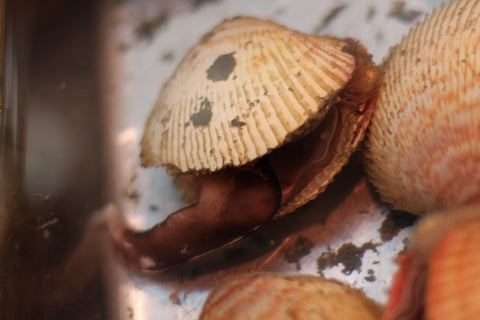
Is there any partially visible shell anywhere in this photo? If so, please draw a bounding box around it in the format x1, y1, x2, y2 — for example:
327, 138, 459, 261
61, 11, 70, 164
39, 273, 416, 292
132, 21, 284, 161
200, 273, 382, 320
424, 209, 480, 319
141, 16, 358, 174
383, 204, 480, 320
364, 0, 480, 214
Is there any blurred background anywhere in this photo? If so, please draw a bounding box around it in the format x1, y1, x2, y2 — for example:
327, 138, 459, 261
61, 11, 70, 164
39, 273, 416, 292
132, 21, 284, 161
0, 0, 107, 318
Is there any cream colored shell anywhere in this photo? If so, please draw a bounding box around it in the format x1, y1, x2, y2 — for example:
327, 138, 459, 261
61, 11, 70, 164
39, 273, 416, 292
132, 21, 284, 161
364, 0, 480, 214
141, 16, 356, 173
199, 273, 382, 320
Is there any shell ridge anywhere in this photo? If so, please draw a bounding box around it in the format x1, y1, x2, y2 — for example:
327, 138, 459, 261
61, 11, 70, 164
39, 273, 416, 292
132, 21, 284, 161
282, 33, 355, 109
247, 31, 290, 147
267, 46, 309, 124
234, 75, 267, 158
256, 69, 288, 143
227, 84, 251, 164
240, 76, 279, 151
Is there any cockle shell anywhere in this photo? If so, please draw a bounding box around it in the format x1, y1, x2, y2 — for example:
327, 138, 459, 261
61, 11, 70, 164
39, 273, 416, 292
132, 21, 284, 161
199, 273, 383, 320
364, 0, 480, 214
383, 204, 480, 320
424, 209, 480, 319
141, 16, 366, 174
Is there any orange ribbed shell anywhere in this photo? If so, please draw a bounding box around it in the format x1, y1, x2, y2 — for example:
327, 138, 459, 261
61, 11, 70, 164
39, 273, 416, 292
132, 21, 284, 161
383, 204, 480, 320
364, 0, 480, 214
199, 273, 382, 320
141, 16, 358, 173
425, 213, 480, 320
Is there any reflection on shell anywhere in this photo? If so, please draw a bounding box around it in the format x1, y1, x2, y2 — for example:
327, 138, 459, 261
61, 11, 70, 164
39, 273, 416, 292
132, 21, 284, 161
199, 273, 382, 320
141, 16, 358, 173
364, 0, 480, 214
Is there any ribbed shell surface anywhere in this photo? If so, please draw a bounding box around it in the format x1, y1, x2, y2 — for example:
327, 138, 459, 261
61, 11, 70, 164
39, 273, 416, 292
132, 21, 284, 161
199, 273, 382, 320
425, 211, 480, 320
364, 0, 480, 214
141, 16, 356, 173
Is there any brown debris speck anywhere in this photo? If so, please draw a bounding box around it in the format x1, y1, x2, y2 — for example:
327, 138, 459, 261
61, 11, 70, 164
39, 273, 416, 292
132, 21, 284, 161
169, 290, 181, 305
378, 210, 418, 242
283, 236, 314, 271
191, 0, 220, 8
314, 4, 347, 34
134, 10, 169, 42
364, 269, 376, 282
230, 116, 246, 127
388, 0, 422, 23
162, 51, 174, 61
317, 241, 379, 275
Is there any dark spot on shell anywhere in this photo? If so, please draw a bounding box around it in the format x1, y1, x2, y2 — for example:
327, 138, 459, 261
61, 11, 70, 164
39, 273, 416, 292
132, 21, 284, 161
206, 52, 236, 82
341, 43, 356, 55
230, 116, 246, 127
317, 241, 379, 276
400, 49, 407, 56
378, 210, 418, 242
283, 236, 314, 271
190, 98, 212, 127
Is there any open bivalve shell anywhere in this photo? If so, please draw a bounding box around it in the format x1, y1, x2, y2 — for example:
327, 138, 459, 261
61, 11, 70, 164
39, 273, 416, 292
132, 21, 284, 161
364, 0, 480, 214
199, 273, 383, 320
383, 204, 480, 320
141, 16, 368, 174
110, 16, 379, 272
